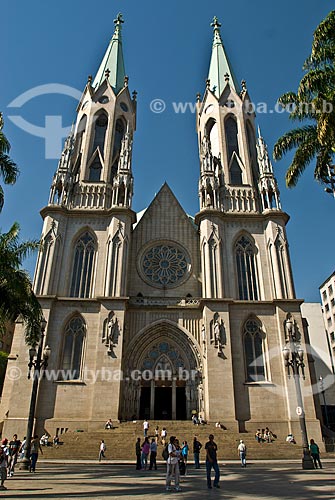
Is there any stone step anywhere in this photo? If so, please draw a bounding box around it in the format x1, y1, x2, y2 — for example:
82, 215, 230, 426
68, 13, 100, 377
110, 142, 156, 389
41, 422, 307, 461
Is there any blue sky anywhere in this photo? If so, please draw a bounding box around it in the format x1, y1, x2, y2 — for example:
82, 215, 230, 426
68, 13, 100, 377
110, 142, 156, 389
1, 0, 334, 302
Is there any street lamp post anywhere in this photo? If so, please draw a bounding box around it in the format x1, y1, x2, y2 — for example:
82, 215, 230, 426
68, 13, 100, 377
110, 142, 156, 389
283, 315, 314, 470
20, 319, 50, 471
319, 376, 329, 428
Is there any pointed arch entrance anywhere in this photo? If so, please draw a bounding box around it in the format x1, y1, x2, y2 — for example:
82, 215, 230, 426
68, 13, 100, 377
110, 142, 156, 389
121, 321, 202, 420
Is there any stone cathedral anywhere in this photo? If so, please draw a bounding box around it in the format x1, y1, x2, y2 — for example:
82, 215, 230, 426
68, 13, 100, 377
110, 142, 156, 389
1, 15, 321, 440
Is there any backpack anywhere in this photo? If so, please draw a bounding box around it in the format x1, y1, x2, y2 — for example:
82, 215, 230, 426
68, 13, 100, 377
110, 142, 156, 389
162, 444, 169, 460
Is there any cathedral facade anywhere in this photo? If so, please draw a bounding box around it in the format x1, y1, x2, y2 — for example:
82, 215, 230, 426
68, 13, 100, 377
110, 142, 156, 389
1, 15, 322, 440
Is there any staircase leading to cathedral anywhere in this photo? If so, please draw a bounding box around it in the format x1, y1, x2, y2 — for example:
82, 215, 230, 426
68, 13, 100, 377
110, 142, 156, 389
41, 421, 311, 461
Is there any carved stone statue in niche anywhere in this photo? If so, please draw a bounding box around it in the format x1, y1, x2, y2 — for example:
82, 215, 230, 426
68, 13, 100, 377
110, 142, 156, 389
103, 312, 121, 357
213, 317, 227, 352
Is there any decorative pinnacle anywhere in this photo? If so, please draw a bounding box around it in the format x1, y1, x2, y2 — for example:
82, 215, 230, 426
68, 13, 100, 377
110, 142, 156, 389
196, 92, 201, 102
224, 73, 230, 82
206, 79, 210, 89
105, 69, 111, 79
132, 90, 137, 101
87, 75, 92, 84
124, 75, 129, 86
241, 80, 247, 90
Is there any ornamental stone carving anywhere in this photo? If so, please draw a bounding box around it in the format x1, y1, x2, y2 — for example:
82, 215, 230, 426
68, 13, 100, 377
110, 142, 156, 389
139, 242, 191, 288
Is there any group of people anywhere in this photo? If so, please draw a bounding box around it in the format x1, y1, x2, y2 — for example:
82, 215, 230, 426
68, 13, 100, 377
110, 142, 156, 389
255, 427, 276, 443
0, 433, 46, 490
164, 434, 221, 491
191, 414, 206, 426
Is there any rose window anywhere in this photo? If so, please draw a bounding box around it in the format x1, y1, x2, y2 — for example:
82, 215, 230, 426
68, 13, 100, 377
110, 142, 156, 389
141, 244, 189, 287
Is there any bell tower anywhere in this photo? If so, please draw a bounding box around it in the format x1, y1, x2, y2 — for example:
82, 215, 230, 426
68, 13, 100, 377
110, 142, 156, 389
36, 13, 137, 299
195, 16, 292, 301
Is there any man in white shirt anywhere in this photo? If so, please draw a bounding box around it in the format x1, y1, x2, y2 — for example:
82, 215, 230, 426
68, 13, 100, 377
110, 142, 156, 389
165, 436, 181, 492
143, 420, 149, 437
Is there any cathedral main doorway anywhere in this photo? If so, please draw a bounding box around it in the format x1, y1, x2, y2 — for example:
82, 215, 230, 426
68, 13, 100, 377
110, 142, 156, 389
122, 322, 201, 421
138, 380, 187, 420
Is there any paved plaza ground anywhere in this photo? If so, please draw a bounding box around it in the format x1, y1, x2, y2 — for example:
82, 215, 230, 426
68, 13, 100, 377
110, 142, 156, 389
2, 460, 334, 499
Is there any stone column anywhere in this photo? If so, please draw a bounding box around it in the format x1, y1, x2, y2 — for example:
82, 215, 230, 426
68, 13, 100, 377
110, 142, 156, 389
172, 378, 176, 419
150, 380, 155, 419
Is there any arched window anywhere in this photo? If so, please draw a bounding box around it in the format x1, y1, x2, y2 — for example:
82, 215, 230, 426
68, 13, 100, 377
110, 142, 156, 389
235, 235, 259, 300
76, 115, 87, 155
243, 318, 266, 382
275, 239, 288, 297
230, 156, 243, 185
246, 121, 258, 184
89, 157, 102, 181
70, 232, 96, 298
62, 316, 86, 380
111, 119, 125, 179
35, 233, 53, 295
225, 116, 239, 161
205, 119, 219, 157
208, 236, 219, 298
92, 113, 108, 155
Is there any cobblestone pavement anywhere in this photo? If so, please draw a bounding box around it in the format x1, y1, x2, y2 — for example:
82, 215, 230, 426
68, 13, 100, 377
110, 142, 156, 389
2, 461, 334, 499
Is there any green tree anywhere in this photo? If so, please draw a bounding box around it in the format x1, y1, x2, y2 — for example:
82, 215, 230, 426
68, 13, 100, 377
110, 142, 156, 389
0, 222, 42, 345
273, 10, 335, 189
0, 351, 8, 394
0, 112, 19, 211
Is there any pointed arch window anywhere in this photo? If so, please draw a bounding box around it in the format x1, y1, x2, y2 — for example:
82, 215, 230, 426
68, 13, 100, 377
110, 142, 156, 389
92, 113, 108, 155
235, 236, 259, 300
76, 115, 87, 155
230, 156, 243, 185
205, 119, 219, 157
244, 318, 266, 382
225, 116, 239, 160
208, 236, 219, 298
89, 157, 103, 181
62, 316, 86, 380
246, 121, 258, 184
111, 119, 125, 180
70, 232, 96, 298
275, 239, 288, 298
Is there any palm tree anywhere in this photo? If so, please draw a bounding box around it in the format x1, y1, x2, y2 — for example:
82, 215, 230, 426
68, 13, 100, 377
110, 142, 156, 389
0, 112, 19, 211
0, 223, 42, 345
273, 10, 335, 188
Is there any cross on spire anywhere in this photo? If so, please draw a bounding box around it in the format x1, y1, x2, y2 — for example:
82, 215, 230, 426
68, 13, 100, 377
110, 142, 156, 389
114, 12, 124, 29
211, 16, 222, 31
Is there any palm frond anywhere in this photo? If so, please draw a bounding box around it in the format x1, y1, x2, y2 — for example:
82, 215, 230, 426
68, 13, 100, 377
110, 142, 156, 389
273, 125, 318, 161
285, 139, 321, 187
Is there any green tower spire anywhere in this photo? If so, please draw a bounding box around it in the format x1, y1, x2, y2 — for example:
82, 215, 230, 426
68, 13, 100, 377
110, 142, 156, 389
93, 13, 126, 93
208, 16, 239, 97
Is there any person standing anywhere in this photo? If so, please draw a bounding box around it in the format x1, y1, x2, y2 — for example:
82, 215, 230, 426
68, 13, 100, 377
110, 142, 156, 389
155, 426, 159, 443
237, 440, 247, 467
98, 440, 106, 462
149, 438, 158, 470
135, 437, 142, 470
166, 436, 181, 492
30, 435, 43, 473
7, 434, 21, 477
310, 439, 322, 469
161, 427, 167, 446
193, 436, 202, 469
181, 440, 189, 471
205, 434, 220, 489
143, 419, 149, 437
141, 437, 150, 470
0, 440, 9, 491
